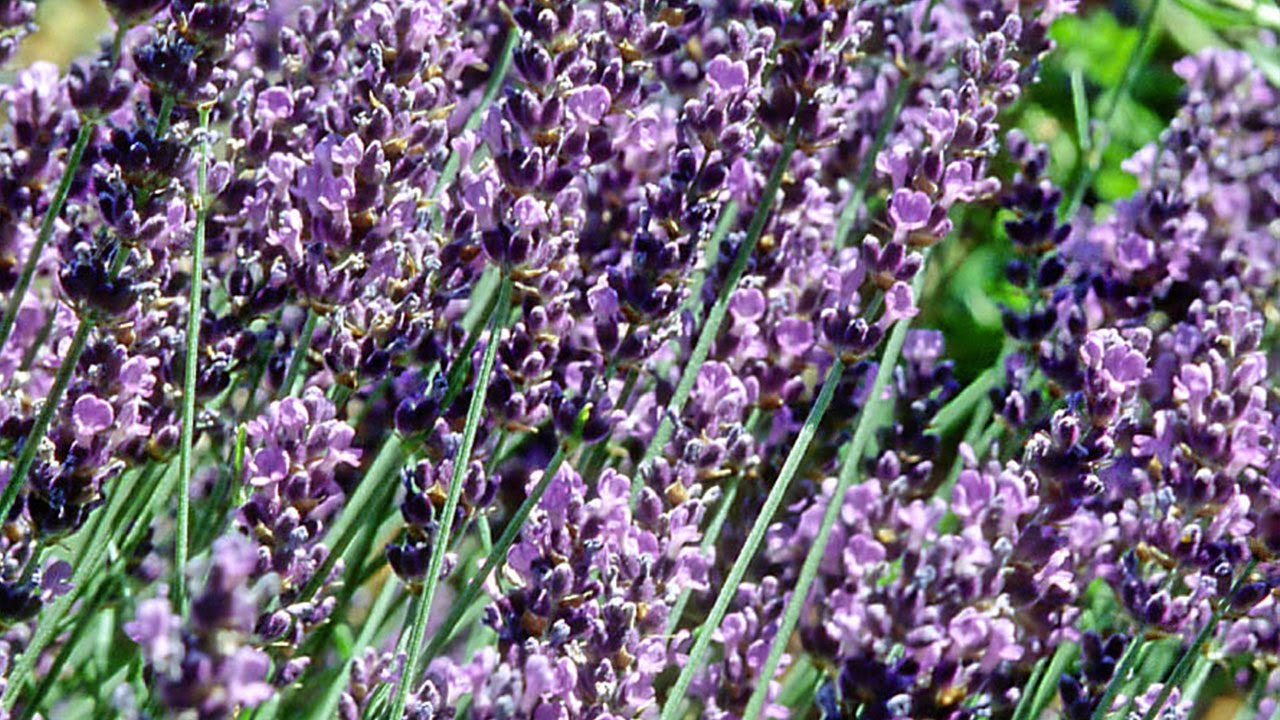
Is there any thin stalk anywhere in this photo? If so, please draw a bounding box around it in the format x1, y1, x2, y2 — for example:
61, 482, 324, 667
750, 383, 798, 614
0, 317, 92, 524
1180, 654, 1214, 708
306, 577, 400, 720
658, 357, 844, 720
280, 308, 318, 398
174, 104, 214, 611
109, 23, 126, 64
680, 201, 741, 317
834, 75, 911, 249
153, 94, 177, 143
476, 512, 493, 552
1025, 641, 1078, 720
297, 433, 405, 604
634, 119, 802, 498
386, 275, 513, 720
17, 308, 57, 372
1088, 634, 1145, 720
18, 577, 118, 720
740, 274, 929, 720
444, 277, 501, 405
1138, 560, 1258, 720
119, 465, 181, 565
1010, 656, 1049, 720
0, 120, 96, 352
294, 264, 510, 609
1114, 640, 1165, 718
1064, 0, 1163, 217
1071, 68, 1092, 155
1, 463, 154, 710
289, 502, 398, 670
421, 427, 585, 662
927, 357, 1004, 434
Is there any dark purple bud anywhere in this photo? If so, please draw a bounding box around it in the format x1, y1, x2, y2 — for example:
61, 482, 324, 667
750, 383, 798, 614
0, 581, 42, 623
68, 61, 131, 118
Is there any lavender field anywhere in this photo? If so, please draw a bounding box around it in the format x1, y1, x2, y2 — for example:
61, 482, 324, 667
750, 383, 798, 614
1, 0, 1279, 718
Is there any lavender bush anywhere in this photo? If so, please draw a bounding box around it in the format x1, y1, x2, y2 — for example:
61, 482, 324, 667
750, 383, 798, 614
0, 0, 1277, 718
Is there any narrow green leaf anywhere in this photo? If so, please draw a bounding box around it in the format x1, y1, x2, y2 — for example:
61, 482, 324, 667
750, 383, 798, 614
833, 75, 910, 250
387, 275, 513, 719
422, 423, 586, 662
1089, 634, 1144, 720
306, 577, 400, 720
1071, 68, 1091, 154
634, 120, 802, 499
0, 120, 97, 351
740, 257, 931, 720
0, 316, 93, 525
927, 356, 1003, 434
297, 433, 406, 605
175, 104, 214, 612
1065, 0, 1165, 217
659, 356, 844, 720
428, 27, 518, 228
666, 473, 741, 634
1138, 560, 1258, 720
1010, 655, 1049, 720
3, 463, 161, 711
280, 308, 319, 398
1030, 641, 1078, 720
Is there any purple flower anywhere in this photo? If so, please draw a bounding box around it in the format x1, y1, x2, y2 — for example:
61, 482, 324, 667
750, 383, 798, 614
707, 55, 749, 95
567, 84, 612, 124
71, 395, 114, 443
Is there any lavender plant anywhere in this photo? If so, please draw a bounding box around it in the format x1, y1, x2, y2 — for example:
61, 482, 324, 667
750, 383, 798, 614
0, 1, 1278, 719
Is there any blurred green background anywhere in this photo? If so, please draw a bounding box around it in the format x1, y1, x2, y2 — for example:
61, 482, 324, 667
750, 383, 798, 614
921, 0, 1280, 388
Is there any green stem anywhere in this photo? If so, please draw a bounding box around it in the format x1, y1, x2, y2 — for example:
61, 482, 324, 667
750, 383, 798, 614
739, 275, 929, 720
17, 577, 118, 720
306, 576, 400, 720
280, 309, 318, 398
422, 430, 584, 663
833, 75, 910, 249
1009, 655, 1049, 720
18, 308, 58, 372
428, 27, 518, 228
109, 23, 126, 65
444, 278, 501, 406
386, 275, 513, 720
659, 356, 844, 720
680, 201, 741, 317
297, 433, 405, 605
154, 93, 177, 143
1138, 560, 1258, 720
0, 120, 96, 352
0, 317, 93, 524
1027, 641, 1078, 720
1, 463, 155, 710
634, 119, 802, 499
1088, 634, 1145, 720
927, 356, 1004, 434
174, 104, 213, 612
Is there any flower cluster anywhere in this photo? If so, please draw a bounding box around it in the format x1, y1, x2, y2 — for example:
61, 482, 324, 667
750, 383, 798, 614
0, 1, 1278, 719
